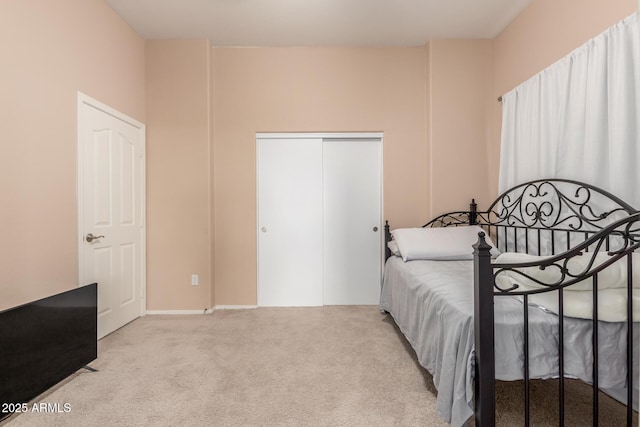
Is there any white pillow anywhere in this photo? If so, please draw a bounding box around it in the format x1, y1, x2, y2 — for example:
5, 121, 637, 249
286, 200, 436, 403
390, 225, 500, 262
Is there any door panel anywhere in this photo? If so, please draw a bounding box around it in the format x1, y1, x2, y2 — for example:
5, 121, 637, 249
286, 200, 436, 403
120, 137, 136, 225
323, 139, 382, 305
257, 138, 324, 306
79, 96, 144, 339
92, 130, 112, 226
120, 243, 136, 305
93, 247, 113, 318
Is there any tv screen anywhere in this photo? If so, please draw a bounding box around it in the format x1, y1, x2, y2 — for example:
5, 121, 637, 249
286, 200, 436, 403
0, 283, 97, 412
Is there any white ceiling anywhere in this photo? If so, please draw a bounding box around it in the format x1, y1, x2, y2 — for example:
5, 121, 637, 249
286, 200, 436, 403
106, 0, 533, 47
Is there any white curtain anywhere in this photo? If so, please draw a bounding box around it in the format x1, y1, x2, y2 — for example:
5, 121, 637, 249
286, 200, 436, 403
499, 12, 640, 206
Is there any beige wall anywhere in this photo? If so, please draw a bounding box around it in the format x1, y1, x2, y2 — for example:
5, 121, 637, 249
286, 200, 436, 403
143, 42, 495, 308
489, 0, 638, 194
212, 47, 428, 305
428, 40, 493, 214
145, 40, 212, 310
0, 0, 145, 310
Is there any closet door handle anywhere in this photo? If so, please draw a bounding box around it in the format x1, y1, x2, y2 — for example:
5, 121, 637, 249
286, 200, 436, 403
373, 227, 378, 232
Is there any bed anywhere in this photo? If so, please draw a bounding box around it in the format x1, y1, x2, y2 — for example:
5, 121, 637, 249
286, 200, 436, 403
381, 179, 639, 426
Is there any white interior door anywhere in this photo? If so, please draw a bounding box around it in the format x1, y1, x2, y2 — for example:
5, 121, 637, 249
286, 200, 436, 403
323, 139, 382, 305
257, 138, 324, 306
78, 94, 145, 339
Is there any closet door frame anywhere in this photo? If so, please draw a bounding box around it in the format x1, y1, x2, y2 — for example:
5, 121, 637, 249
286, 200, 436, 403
256, 132, 384, 307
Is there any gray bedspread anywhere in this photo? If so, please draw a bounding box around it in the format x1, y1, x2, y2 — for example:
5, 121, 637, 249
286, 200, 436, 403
380, 256, 637, 426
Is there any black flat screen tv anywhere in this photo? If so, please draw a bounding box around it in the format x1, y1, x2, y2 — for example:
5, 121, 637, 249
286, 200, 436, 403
0, 283, 97, 414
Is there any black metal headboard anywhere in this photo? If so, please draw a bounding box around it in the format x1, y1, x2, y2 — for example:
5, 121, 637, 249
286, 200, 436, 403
478, 179, 637, 255
423, 199, 480, 228
385, 179, 638, 259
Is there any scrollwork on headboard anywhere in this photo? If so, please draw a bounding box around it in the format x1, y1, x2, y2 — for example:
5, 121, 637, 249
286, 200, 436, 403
424, 199, 478, 228
482, 179, 636, 233
385, 178, 638, 260
424, 211, 473, 228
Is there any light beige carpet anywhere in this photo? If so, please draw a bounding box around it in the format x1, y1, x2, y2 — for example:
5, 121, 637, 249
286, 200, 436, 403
2, 307, 635, 426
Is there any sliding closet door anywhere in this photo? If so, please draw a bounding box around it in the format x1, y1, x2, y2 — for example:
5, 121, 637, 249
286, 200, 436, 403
257, 133, 383, 307
323, 139, 382, 305
257, 138, 324, 306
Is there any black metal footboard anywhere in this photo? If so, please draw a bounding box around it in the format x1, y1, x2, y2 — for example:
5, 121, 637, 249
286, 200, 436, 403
473, 201, 640, 426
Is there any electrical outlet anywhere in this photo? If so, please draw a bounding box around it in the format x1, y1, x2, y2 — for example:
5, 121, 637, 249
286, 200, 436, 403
191, 274, 199, 286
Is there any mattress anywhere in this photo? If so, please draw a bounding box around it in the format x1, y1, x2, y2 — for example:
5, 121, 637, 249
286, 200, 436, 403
380, 256, 638, 426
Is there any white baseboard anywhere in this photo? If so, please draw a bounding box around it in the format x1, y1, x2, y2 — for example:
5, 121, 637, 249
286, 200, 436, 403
145, 309, 211, 315
144, 306, 258, 315
213, 305, 258, 310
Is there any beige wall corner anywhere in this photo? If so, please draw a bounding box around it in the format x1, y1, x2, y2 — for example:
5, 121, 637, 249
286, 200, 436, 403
211, 47, 428, 306
0, 0, 145, 310
489, 0, 638, 195
424, 43, 432, 222
145, 40, 212, 310
209, 46, 216, 311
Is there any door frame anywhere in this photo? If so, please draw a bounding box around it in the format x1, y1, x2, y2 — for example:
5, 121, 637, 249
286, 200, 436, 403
255, 132, 384, 306
77, 92, 147, 317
